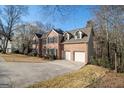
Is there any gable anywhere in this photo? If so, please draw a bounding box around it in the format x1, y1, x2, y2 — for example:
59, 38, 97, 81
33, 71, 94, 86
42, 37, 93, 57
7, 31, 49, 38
32, 34, 37, 40
63, 27, 92, 44
32, 34, 40, 41
47, 29, 59, 37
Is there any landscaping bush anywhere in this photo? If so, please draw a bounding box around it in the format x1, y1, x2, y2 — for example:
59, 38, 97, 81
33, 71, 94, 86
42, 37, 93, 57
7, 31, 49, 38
24, 48, 28, 55
42, 54, 56, 60
12, 50, 20, 54
48, 54, 56, 60
91, 56, 124, 73
91, 57, 110, 69
28, 50, 37, 56
42, 55, 49, 59
0, 49, 3, 52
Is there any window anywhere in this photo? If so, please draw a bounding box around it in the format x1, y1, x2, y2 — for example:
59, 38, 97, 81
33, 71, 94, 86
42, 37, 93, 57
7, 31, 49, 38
32, 40, 39, 44
64, 35, 67, 40
48, 48, 57, 56
32, 40, 36, 44
42, 39, 46, 44
67, 34, 70, 40
42, 49, 46, 55
75, 31, 82, 39
48, 37, 53, 43
48, 37, 57, 43
64, 33, 70, 40
79, 31, 83, 39
54, 37, 57, 43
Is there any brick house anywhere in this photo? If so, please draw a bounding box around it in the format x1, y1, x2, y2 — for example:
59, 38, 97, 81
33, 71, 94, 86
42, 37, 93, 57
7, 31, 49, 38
0, 35, 12, 53
32, 33, 42, 55
32, 21, 94, 64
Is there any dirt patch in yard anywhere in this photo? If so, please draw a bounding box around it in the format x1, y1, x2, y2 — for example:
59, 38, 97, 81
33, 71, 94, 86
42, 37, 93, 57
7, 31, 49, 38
0, 54, 48, 63
28, 65, 109, 88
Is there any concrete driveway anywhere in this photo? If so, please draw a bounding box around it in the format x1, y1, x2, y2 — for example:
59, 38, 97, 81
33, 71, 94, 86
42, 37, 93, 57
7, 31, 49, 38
0, 60, 83, 88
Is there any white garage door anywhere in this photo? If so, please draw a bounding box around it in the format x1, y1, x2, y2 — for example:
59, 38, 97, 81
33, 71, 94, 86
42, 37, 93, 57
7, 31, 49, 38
65, 52, 71, 60
74, 52, 85, 63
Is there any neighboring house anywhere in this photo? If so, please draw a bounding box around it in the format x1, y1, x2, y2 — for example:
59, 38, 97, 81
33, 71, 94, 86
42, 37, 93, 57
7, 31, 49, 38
0, 36, 12, 53
32, 21, 94, 64
6, 40, 12, 53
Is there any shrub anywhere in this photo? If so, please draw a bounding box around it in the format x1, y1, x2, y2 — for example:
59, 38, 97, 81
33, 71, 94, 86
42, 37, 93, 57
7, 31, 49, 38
91, 57, 110, 68
28, 50, 37, 56
12, 50, 20, 54
24, 48, 28, 55
0, 49, 3, 52
49, 54, 56, 60
43, 55, 49, 59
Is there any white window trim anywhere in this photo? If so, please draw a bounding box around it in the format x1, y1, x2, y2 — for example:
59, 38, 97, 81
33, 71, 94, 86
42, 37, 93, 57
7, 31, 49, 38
75, 35, 77, 39
79, 31, 82, 39
63, 33, 70, 40
75, 31, 82, 39
67, 34, 70, 40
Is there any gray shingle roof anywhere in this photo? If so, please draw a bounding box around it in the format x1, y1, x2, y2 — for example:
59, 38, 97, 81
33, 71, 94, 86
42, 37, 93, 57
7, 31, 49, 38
35, 33, 42, 38
41, 32, 50, 39
53, 28, 64, 34
41, 29, 63, 39
34, 26, 93, 44
63, 27, 92, 44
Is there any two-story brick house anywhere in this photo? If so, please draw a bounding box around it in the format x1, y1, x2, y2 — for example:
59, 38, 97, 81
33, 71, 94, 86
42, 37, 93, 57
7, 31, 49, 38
32, 21, 94, 64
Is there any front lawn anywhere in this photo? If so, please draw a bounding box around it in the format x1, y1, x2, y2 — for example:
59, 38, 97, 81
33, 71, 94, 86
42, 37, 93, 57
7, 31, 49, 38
28, 65, 109, 88
0, 53, 47, 63
88, 71, 124, 88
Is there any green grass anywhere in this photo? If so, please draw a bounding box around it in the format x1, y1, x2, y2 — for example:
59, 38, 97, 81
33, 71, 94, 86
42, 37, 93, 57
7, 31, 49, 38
28, 65, 109, 88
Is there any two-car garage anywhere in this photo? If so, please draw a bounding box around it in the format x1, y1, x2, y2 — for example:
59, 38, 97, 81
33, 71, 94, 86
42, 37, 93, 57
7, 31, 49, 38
65, 51, 85, 63
63, 43, 88, 64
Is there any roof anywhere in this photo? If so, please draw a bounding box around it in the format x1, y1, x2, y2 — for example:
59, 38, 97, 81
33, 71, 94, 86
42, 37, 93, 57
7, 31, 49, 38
33, 26, 93, 44
35, 33, 42, 38
40, 28, 63, 39
41, 32, 50, 39
63, 27, 93, 44
53, 28, 64, 34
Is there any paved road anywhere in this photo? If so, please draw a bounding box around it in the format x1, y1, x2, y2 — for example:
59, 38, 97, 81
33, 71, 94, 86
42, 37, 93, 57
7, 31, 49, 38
0, 59, 83, 88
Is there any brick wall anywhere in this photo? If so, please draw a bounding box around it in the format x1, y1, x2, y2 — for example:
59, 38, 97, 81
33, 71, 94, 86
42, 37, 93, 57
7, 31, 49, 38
64, 43, 88, 64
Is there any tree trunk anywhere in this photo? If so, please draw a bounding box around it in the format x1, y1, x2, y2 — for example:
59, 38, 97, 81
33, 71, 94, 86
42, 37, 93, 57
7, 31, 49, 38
22, 44, 25, 54
107, 41, 111, 62
114, 51, 117, 73
3, 37, 9, 54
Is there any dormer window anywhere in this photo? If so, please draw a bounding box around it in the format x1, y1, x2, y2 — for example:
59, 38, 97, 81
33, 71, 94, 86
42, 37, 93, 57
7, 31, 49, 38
64, 33, 70, 40
67, 34, 70, 40
75, 31, 82, 39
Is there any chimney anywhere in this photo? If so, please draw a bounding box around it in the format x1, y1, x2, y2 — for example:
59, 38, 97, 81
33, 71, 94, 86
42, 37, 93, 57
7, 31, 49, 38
86, 20, 94, 28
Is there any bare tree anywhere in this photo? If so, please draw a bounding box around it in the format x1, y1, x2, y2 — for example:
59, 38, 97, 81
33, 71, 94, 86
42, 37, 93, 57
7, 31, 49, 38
38, 5, 80, 25
0, 5, 28, 53
14, 22, 48, 54
93, 6, 124, 72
